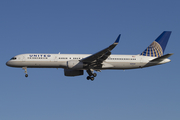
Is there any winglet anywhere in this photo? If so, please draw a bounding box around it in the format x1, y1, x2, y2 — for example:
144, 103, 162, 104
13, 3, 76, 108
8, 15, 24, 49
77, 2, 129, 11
114, 34, 121, 44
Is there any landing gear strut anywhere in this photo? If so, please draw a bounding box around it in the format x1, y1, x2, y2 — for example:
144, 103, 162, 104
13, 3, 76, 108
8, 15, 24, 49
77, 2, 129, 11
22, 67, 28, 77
86, 69, 97, 81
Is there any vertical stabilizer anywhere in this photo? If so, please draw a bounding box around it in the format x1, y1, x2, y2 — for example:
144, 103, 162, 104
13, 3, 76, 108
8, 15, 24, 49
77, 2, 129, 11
140, 31, 171, 57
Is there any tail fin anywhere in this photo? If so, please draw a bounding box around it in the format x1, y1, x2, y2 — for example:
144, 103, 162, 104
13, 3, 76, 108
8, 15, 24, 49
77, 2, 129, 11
140, 31, 172, 57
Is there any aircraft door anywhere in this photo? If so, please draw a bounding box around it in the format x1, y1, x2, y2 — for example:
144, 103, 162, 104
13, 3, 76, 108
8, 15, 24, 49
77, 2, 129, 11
140, 57, 144, 67
54, 56, 58, 62
22, 56, 26, 62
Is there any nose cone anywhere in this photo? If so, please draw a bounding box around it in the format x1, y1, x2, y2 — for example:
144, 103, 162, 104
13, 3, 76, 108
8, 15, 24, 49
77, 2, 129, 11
6, 61, 14, 67
6, 61, 10, 66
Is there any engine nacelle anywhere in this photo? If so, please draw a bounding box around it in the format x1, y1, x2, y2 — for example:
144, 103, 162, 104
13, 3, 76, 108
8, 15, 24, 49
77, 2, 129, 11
67, 60, 84, 69
64, 69, 84, 76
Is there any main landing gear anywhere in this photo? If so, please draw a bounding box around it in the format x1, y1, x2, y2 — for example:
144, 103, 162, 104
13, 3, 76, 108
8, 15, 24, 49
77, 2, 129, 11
22, 67, 28, 77
86, 69, 97, 81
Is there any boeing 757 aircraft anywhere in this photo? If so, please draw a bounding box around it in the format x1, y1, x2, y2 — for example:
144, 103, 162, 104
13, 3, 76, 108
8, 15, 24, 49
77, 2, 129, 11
6, 31, 173, 81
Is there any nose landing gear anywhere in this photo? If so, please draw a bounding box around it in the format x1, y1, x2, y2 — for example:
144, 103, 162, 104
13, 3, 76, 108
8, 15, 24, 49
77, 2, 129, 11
22, 67, 28, 77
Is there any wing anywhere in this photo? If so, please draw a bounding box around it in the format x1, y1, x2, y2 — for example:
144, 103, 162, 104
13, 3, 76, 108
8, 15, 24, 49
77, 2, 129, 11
81, 34, 121, 68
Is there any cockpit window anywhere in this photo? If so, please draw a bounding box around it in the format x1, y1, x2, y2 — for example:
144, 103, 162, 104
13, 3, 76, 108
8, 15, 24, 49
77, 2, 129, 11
10, 57, 17, 60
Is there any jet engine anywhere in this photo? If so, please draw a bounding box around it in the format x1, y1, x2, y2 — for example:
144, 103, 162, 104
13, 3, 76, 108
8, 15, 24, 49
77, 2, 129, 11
64, 69, 84, 76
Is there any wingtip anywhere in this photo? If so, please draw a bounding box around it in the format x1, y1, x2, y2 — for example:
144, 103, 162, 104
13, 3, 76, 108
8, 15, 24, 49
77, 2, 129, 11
114, 34, 121, 44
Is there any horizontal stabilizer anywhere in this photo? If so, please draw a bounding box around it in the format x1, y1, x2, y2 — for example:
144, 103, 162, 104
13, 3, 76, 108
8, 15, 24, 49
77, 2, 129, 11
150, 53, 173, 62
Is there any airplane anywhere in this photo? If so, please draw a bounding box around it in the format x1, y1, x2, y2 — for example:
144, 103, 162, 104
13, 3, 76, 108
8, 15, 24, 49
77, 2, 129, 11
6, 31, 173, 81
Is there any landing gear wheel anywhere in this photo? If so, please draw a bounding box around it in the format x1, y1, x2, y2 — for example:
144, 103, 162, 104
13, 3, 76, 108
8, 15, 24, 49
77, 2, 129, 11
87, 76, 94, 81
22, 67, 28, 78
25, 74, 28, 77
90, 77, 94, 81
87, 76, 91, 80
86, 69, 97, 81
93, 73, 97, 77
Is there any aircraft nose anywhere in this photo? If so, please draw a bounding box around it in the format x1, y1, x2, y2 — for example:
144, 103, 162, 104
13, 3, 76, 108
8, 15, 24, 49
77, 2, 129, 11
6, 61, 9, 66
6, 61, 11, 66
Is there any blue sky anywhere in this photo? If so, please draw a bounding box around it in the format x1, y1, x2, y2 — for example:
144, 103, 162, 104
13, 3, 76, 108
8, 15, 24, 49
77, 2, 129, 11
0, 0, 179, 120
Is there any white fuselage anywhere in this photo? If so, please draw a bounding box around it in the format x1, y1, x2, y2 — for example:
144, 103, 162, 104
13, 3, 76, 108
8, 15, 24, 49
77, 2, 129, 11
6, 32, 172, 80
6, 53, 171, 70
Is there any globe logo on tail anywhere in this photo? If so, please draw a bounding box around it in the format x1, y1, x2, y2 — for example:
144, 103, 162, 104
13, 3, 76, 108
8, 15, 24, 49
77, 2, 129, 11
140, 41, 163, 57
